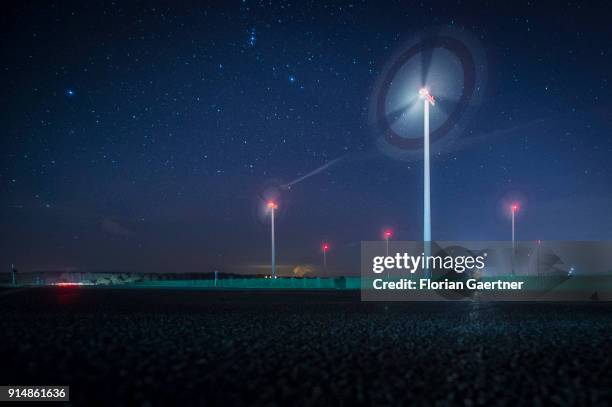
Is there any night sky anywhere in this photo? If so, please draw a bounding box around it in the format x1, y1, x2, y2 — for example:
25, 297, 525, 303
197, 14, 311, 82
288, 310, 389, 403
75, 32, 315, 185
2, 1, 612, 275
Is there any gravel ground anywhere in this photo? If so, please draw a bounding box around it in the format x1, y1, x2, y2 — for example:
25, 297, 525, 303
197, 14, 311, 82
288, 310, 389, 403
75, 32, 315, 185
0, 287, 611, 406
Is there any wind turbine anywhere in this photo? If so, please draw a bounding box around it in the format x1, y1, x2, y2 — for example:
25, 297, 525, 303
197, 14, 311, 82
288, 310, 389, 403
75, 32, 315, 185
419, 88, 435, 278
322, 243, 329, 270
383, 229, 393, 256
511, 202, 519, 276
267, 201, 278, 278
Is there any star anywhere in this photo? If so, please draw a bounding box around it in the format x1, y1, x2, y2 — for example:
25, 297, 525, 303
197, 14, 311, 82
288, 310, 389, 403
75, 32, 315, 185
66, 89, 75, 96
247, 28, 256, 47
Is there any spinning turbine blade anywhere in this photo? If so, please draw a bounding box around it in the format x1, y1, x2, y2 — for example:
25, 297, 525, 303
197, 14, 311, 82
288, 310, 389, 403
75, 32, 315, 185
430, 95, 454, 117
420, 39, 434, 85
419, 27, 443, 85
384, 98, 419, 127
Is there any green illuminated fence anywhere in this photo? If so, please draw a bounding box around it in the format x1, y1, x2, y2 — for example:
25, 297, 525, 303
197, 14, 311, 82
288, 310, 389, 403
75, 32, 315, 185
131, 277, 362, 289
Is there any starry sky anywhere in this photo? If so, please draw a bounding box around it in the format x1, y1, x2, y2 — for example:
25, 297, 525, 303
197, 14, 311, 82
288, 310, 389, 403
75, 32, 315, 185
1, 1, 612, 275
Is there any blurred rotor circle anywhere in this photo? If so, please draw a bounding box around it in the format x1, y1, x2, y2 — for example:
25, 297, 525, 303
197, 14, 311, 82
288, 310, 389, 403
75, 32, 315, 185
370, 28, 487, 160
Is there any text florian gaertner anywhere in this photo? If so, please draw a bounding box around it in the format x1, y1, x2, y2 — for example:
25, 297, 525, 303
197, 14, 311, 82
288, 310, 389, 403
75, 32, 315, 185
371, 252, 524, 291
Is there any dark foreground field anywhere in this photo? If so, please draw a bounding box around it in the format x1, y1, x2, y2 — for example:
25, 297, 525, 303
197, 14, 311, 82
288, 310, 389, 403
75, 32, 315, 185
0, 287, 611, 406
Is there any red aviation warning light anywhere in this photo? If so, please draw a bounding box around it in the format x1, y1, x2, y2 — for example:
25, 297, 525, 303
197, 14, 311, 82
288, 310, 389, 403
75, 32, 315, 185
322, 243, 330, 270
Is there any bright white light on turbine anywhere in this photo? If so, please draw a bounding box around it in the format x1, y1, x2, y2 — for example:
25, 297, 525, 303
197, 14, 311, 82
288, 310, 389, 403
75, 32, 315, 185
419, 88, 435, 105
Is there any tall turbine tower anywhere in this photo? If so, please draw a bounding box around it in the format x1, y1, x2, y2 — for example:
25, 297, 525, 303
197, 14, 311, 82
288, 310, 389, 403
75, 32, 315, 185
419, 88, 435, 278
267, 200, 278, 278
511, 202, 519, 276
